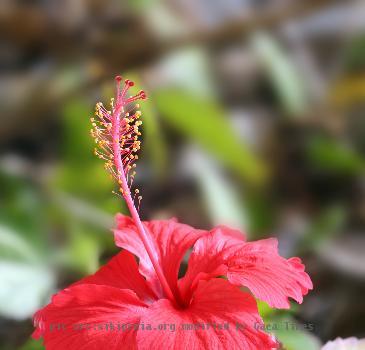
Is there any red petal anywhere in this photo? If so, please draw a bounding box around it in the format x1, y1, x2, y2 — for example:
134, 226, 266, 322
136, 279, 278, 350
114, 214, 208, 298
73, 250, 156, 303
180, 227, 312, 308
179, 226, 242, 300
227, 238, 313, 308
33, 284, 147, 350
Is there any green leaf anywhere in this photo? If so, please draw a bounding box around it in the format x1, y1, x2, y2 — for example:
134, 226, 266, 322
154, 89, 267, 184
19, 338, 44, 350
0, 173, 48, 252
307, 136, 365, 175
275, 329, 321, 350
257, 300, 275, 321
187, 148, 247, 231
67, 223, 100, 274
62, 99, 94, 165
251, 32, 308, 117
270, 317, 321, 350
0, 225, 39, 262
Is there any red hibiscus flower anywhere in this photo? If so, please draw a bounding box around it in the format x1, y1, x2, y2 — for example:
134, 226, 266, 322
32, 77, 312, 349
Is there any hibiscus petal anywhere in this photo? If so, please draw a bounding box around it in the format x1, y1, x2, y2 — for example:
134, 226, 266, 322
181, 226, 312, 309
137, 279, 278, 350
227, 239, 313, 308
73, 250, 156, 302
179, 226, 243, 300
33, 284, 147, 350
114, 214, 208, 297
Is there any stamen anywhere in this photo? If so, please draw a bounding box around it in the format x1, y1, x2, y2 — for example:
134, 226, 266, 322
90, 76, 179, 305
90, 76, 180, 305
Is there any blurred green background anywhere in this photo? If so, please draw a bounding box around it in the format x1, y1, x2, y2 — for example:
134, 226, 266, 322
0, 1, 364, 349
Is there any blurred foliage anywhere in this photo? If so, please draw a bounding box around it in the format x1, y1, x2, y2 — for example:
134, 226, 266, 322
344, 35, 365, 71
252, 33, 308, 117
0, 180, 55, 320
53, 99, 120, 211
0, 172, 55, 320
19, 339, 44, 350
271, 316, 322, 350
307, 136, 364, 175
300, 205, 346, 253
330, 76, 365, 108
154, 89, 267, 184
0, 260, 54, 320
245, 191, 276, 237
61, 221, 100, 275
258, 303, 322, 349
187, 147, 247, 232
0, 175, 47, 253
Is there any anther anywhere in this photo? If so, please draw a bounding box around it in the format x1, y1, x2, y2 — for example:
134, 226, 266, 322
125, 79, 134, 87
